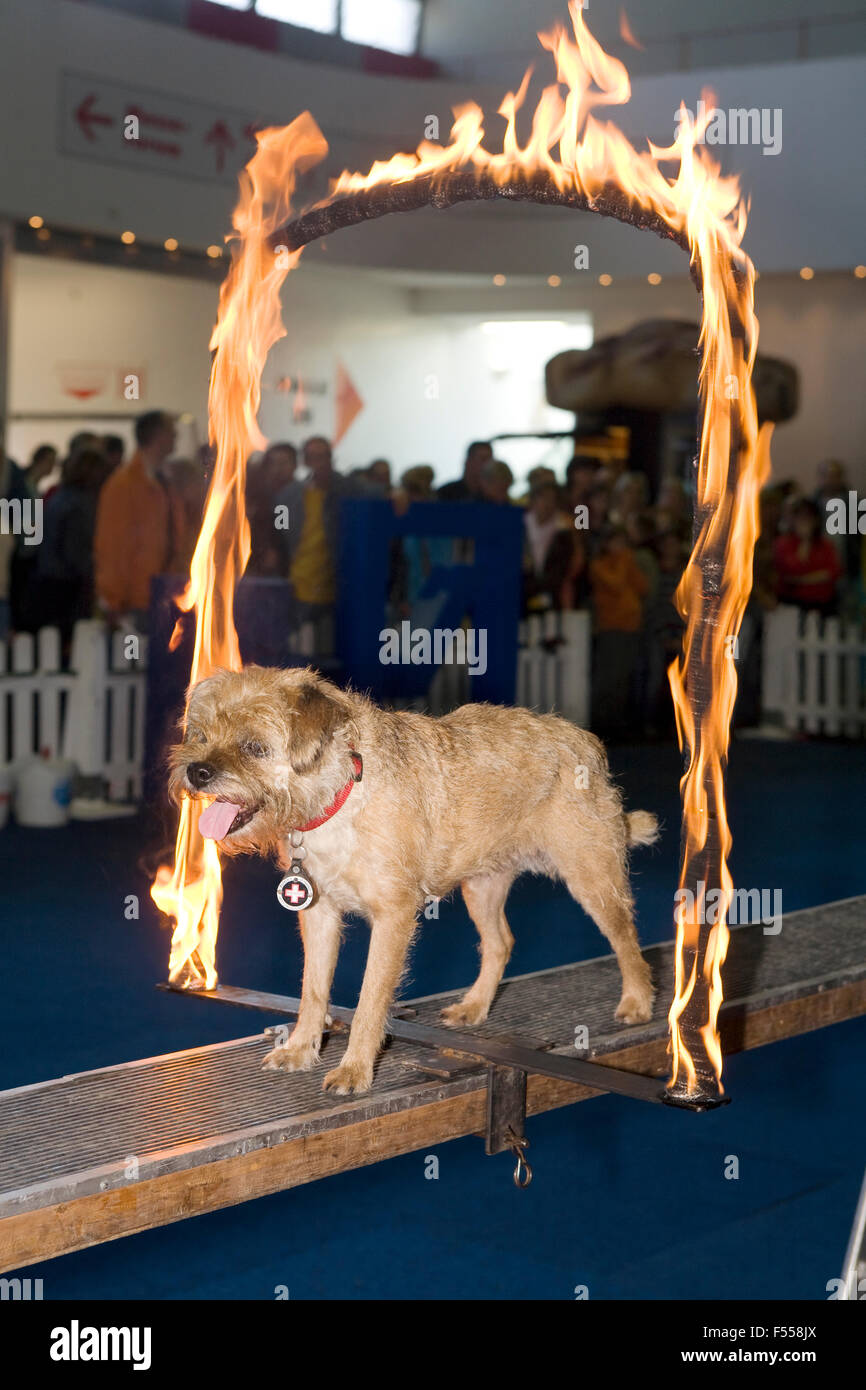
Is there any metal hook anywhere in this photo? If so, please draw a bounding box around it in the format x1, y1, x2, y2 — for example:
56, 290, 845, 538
507, 1127, 532, 1188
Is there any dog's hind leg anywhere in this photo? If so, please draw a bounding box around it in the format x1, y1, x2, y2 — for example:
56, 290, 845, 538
553, 843, 654, 1026
440, 871, 514, 1029
262, 898, 343, 1073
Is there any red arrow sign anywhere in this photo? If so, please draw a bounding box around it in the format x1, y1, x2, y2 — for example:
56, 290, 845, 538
334, 361, 364, 444
204, 119, 235, 173
75, 93, 114, 142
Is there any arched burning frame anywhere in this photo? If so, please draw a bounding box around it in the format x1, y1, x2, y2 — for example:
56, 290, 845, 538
153, 4, 772, 1108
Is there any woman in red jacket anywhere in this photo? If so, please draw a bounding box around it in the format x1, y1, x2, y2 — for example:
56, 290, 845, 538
773, 498, 842, 617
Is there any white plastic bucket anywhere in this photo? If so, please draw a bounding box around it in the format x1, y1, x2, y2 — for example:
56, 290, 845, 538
15, 751, 77, 828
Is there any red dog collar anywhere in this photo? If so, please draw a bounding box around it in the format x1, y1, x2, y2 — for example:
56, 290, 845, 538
295, 751, 363, 833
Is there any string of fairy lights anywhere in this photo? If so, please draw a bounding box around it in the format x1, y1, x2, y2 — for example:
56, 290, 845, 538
20, 214, 866, 285
488, 266, 866, 287
23, 215, 225, 271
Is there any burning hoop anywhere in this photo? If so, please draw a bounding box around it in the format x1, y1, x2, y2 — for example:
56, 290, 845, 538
152, 1, 772, 1108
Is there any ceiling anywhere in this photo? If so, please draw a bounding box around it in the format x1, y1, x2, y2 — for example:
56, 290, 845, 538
5, 1, 863, 282
421, 0, 866, 80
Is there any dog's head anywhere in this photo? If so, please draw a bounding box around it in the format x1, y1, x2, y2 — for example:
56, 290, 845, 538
168, 665, 356, 858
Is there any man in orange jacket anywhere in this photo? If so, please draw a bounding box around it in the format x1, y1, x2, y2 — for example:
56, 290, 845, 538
94, 410, 185, 628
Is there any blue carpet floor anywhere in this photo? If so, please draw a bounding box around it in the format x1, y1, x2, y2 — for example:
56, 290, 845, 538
0, 736, 864, 1299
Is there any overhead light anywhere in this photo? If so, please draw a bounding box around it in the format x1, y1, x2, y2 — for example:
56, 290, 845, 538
854, 265, 866, 279
28, 215, 44, 229
598, 273, 612, 286
206, 244, 223, 259
164, 237, 179, 252
647, 272, 662, 285
799, 266, 814, 280
121, 230, 136, 245
492, 273, 506, 286
547, 274, 561, 287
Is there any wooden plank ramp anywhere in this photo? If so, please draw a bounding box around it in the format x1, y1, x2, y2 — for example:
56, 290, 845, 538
1, 895, 865, 1271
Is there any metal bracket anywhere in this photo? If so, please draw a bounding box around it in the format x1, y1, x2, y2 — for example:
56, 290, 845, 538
485, 1065, 533, 1187
485, 1065, 526, 1156
158, 981, 724, 1112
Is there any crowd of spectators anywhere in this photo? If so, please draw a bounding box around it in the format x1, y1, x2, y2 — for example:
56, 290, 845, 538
0, 411, 206, 650
241, 433, 863, 737
0, 412, 860, 736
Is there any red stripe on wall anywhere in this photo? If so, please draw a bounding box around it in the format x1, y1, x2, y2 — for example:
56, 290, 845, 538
188, 0, 280, 53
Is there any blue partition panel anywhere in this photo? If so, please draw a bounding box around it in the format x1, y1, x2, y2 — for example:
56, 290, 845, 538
144, 574, 299, 803
335, 499, 522, 706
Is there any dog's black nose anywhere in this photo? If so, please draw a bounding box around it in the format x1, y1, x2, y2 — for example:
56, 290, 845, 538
187, 762, 215, 789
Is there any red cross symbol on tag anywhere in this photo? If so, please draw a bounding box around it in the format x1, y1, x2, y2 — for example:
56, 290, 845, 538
277, 871, 315, 912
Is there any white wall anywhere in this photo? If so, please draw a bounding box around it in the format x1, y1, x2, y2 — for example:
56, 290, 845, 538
413, 271, 866, 491
7, 252, 587, 485
8, 248, 864, 495
8, 255, 217, 464
268, 266, 589, 481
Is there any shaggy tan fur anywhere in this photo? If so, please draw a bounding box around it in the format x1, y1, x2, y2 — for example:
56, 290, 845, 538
169, 665, 658, 1095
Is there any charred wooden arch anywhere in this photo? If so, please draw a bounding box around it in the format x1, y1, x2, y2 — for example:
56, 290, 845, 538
274, 170, 691, 262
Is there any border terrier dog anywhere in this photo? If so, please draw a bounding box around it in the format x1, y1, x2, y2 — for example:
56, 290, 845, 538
170, 665, 658, 1095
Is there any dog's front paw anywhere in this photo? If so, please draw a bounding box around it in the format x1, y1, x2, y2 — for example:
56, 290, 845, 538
614, 989, 654, 1025
262, 1039, 320, 1073
322, 1058, 373, 1095
440, 999, 488, 1028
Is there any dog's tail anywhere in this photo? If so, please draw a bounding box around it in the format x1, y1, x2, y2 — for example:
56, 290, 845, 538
627, 810, 660, 847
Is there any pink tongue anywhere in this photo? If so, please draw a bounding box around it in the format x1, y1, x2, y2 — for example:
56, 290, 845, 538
198, 800, 243, 840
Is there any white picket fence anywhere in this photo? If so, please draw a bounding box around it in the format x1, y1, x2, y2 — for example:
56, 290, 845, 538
424, 610, 591, 719
0, 620, 148, 802
426, 655, 471, 714
517, 610, 591, 725
428, 605, 865, 735
762, 604, 866, 735
5, 604, 856, 816
287, 619, 322, 659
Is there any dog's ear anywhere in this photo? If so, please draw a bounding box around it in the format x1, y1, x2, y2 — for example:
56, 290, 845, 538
284, 681, 349, 774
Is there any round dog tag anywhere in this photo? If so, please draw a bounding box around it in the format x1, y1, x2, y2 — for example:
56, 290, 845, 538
277, 866, 316, 912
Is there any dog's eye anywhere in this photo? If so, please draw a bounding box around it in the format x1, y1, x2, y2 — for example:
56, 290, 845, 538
242, 739, 268, 758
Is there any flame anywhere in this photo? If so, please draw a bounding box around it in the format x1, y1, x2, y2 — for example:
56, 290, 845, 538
667, 419, 772, 1092
153, 1, 769, 1095
619, 10, 644, 51
151, 114, 327, 989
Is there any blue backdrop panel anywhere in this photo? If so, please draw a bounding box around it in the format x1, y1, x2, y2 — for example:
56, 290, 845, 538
144, 574, 299, 803
335, 499, 522, 706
